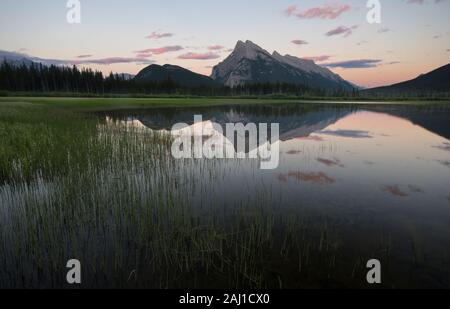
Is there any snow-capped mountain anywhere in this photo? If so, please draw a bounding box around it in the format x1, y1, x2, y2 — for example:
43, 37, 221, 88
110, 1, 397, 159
211, 40, 355, 91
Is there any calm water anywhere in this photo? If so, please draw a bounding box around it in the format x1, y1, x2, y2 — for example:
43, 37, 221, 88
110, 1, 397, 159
103, 103, 450, 287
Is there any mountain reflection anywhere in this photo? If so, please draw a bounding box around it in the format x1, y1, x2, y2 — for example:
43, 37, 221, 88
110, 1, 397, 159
101, 103, 450, 142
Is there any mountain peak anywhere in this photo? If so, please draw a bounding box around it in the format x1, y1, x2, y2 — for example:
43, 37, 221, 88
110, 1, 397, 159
272, 51, 282, 57
134, 63, 217, 87
235, 40, 259, 48
233, 40, 270, 59
211, 40, 354, 90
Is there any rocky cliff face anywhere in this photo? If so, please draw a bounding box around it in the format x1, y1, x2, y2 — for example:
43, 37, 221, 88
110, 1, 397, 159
211, 40, 355, 91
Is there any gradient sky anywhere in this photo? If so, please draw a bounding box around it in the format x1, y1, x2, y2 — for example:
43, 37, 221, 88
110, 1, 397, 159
0, 0, 449, 87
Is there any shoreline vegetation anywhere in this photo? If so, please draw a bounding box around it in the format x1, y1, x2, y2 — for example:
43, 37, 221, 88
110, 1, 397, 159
0, 96, 449, 112
2, 91, 450, 101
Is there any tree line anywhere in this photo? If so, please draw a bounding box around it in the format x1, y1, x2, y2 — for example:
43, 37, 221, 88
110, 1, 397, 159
0, 61, 355, 97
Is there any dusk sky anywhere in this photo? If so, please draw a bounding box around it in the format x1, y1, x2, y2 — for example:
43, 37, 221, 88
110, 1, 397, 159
1, 0, 449, 87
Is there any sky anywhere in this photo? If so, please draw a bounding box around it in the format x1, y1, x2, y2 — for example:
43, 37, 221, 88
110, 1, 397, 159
0, 0, 449, 88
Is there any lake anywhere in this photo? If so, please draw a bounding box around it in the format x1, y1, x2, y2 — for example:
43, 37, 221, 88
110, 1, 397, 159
1, 101, 450, 288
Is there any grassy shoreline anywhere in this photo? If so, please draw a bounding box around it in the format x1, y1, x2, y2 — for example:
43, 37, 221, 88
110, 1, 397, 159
1, 96, 449, 112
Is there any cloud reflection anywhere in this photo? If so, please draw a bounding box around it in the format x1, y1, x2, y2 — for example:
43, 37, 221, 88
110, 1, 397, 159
437, 160, 450, 168
317, 157, 345, 167
433, 142, 450, 151
296, 136, 325, 142
383, 185, 409, 197
278, 171, 335, 185
286, 150, 303, 155
408, 185, 424, 193
318, 130, 372, 138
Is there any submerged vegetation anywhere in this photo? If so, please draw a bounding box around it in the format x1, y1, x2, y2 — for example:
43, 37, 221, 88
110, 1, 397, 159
0, 100, 449, 288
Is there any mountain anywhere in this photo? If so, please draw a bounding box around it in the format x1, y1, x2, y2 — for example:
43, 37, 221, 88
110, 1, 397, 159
365, 64, 450, 96
134, 64, 217, 87
211, 40, 355, 91
0, 50, 35, 66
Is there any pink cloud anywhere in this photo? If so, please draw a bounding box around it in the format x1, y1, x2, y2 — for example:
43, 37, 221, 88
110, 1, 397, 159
135, 53, 152, 58
302, 55, 332, 62
80, 57, 152, 65
4, 50, 153, 66
63, 57, 153, 65
291, 39, 308, 45
284, 5, 298, 16
135, 45, 183, 55
178, 52, 221, 60
208, 45, 225, 50
406, 0, 448, 4
146, 31, 173, 40
325, 25, 358, 37
285, 4, 351, 20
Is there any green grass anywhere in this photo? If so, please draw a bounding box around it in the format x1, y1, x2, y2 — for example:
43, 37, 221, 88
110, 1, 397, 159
2, 90, 450, 102
1, 96, 449, 113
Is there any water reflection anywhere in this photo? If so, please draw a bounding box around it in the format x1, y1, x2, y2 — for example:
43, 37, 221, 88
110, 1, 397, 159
101, 103, 450, 287
102, 104, 450, 207
433, 141, 450, 151
318, 129, 372, 138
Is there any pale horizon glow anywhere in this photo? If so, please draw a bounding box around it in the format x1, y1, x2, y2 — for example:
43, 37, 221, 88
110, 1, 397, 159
1, 0, 449, 88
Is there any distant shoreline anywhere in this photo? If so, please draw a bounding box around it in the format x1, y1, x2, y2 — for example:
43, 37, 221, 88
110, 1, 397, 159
1, 95, 449, 111
1, 92, 450, 101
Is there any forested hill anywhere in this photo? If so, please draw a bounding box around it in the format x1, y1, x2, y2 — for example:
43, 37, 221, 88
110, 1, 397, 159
365, 64, 450, 97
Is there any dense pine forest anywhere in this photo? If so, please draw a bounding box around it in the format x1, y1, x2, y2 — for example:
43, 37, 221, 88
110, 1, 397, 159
0, 61, 354, 97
